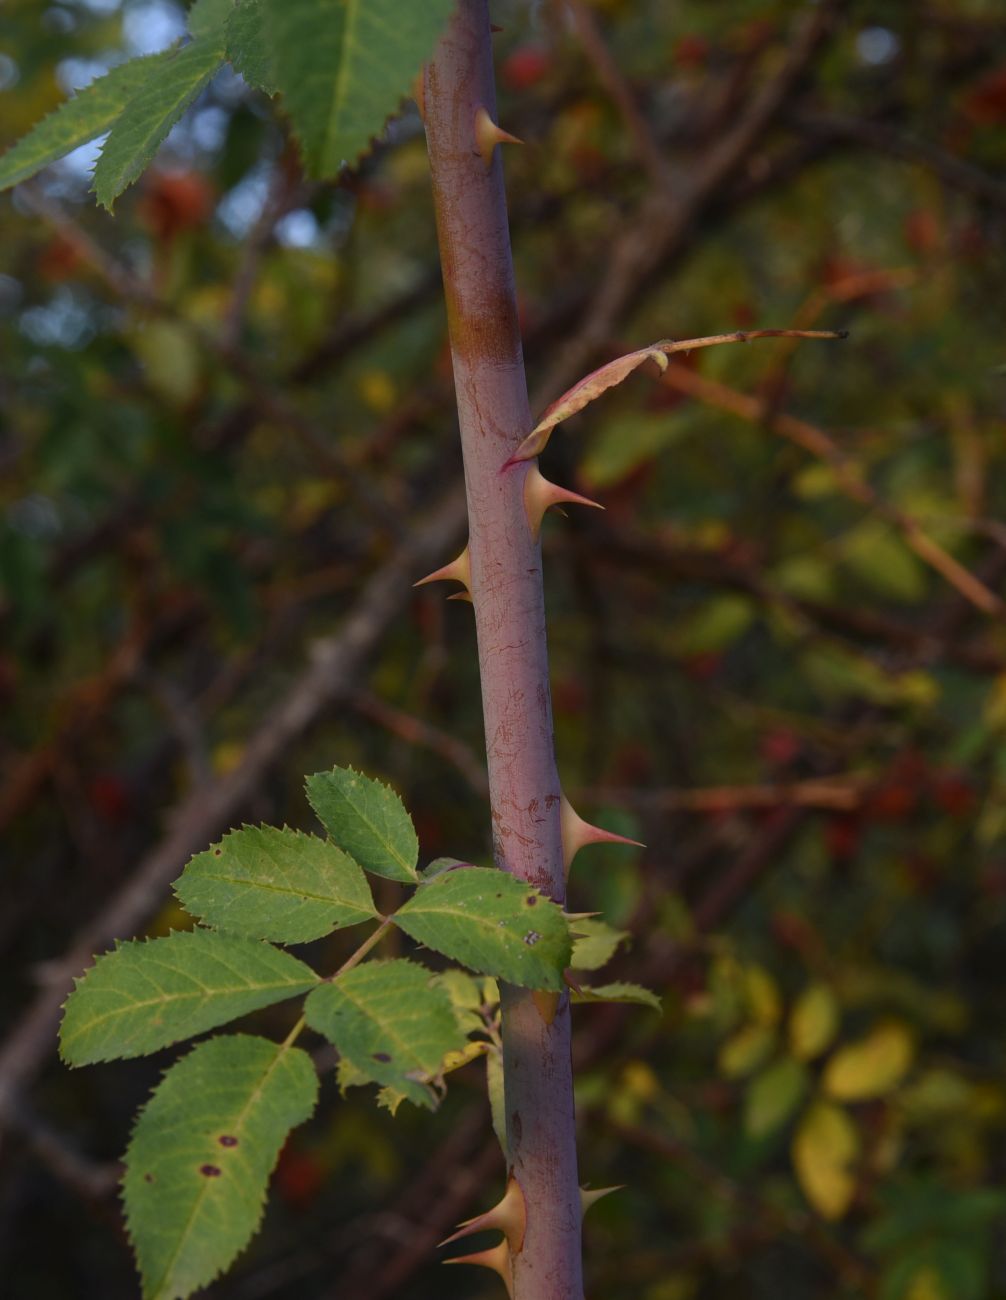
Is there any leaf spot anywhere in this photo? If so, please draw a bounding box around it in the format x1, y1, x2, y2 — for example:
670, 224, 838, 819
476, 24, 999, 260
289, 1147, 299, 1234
199, 1164, 222, 1177
525, 895, 538, 906
144, 1173, 154, 1183
218, 1134, 238, 1147
373, 1052, 392, 1063
214, 849, 222, 856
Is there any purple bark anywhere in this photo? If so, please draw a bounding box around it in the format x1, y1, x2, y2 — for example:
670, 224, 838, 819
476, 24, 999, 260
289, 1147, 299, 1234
424, 3, 584, 1296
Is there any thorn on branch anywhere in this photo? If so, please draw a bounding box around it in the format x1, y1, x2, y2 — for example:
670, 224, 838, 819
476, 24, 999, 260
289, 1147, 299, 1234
474, 107, 523, 170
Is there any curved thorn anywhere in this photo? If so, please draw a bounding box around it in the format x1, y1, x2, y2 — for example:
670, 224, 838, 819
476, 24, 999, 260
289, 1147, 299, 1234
440, 1176, 527, 1253
444, 1240, 514, 1296
414, 545, 472, 596
581, 1185, 623, 1217
560, 791, 644, 876
474, 106, 523, 170
524, 464, 604, 540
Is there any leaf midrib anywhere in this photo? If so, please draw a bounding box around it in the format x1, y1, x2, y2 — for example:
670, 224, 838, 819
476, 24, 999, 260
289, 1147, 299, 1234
332, 792, 412, 874
325, 0, 361, 168
65, 973, 315, 1046
192, 869, 373, 910
400, 901, 534, 944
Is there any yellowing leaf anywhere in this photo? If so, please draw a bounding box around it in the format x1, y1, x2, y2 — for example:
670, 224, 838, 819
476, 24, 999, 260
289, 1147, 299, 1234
906, 1269, 951, 1300
744, 964, 781, 1025
570, 916, 630, 971
823, 1021, 915, 1101
440, 1039, 490, 1076
789, 984, 839, 1061
131, 320, 202, 406
792, 1101, 859, 1220
621, 1060, 661, 1102
718, 1023, 775, 1079
486, 1047, 508, 1162
357, 369, 396, 412
572, 981, 661, 1011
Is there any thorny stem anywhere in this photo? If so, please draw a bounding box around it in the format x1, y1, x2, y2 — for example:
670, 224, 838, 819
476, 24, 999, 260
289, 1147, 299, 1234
424, 3, 584, 1297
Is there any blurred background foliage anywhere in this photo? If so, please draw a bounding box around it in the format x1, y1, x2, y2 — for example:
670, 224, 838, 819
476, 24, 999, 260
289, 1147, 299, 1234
1, 0, 1006, 1297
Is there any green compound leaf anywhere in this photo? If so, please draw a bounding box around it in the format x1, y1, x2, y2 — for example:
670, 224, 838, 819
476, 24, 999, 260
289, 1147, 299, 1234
305, 766, 418, 883
0, 52, 175, 192
304, 959, 465, 1110
123, 1034, 318, 1300
392, 866, 572, 991
571, 981, 662, 1011
187, 0, 234, 40
226, 0, 278, 94
174, 825, 377, 944
570, 917, 630, 972
251, 0, 455, 177
60, 930, 318, 1065
93, 37, 227, 208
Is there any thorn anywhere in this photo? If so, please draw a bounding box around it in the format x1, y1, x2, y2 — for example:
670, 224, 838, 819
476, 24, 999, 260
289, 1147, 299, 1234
444, 1240, 513, 1296
446, 591, 474, 603
414, 546, 472, 598
560, 791, 644, 876
523, 464, 603, 540
531, 990, 561, 1025
440, 1176, 527, 1254
491, 24, 504, 33
581, 1185, 623, 1218
474, 106, 523, 170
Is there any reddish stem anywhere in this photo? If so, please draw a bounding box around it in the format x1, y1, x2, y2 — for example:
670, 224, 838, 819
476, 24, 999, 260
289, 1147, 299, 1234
424, 3, 583, 1296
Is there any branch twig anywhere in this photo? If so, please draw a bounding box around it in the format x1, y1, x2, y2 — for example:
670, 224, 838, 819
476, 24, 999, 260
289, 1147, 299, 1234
660, 362, 1003, 616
